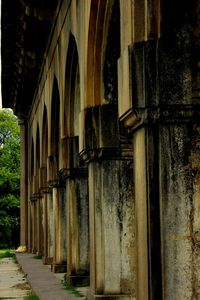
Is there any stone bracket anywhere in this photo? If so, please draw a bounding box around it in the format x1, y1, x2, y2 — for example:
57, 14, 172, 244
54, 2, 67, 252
30, 193, 42, 201
80, 147, 133, 163
79, 104, 133, 163
121, 105, 200, 133
59, 136, 85, 171
39, 186, 49, 194
59, 167, 88, 181
47, 179, 60, 189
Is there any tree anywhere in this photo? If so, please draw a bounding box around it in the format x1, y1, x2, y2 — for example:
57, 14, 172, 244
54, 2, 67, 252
0, 109, 20, 248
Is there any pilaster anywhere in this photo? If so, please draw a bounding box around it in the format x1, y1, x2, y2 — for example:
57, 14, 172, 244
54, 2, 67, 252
39, 167, 49, 263
60, 137, 90, 286
118, 35, 200, 299
80, 105, 136, 299
29, 195, 37, 254
18, 118, 28, 250
48, 177, 67, 273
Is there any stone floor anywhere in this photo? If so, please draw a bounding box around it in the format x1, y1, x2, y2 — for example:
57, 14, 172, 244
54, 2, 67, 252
0, 257, 31, 299
0, 253, 89, 300
16, 253, 88, 300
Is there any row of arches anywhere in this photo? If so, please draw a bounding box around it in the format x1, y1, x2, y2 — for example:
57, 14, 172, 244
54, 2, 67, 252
27, 1, 135, 298
19, 0, 200, 299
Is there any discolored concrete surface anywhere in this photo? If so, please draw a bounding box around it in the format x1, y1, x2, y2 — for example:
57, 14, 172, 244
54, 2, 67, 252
16, 253, 88, 300
0, 257, 31, 299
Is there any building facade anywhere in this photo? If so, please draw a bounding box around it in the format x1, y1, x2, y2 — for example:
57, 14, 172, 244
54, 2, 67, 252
2, 0, 200, 299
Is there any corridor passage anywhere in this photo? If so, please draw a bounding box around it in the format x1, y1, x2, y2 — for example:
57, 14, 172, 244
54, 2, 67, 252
0, 255, 31, 299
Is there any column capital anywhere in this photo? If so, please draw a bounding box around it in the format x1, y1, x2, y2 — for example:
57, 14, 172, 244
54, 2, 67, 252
79, 105, 133, 163
120, 105, 200, 134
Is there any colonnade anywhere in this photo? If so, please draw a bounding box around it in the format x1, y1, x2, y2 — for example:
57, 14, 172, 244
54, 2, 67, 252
19, 0, 200, 299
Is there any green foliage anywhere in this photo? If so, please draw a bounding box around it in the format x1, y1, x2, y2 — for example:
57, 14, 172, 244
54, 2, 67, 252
32, 255, 43, 259
24, 293, 40, 300
0, 109, 19, 145
0, 250, 16, 259
0, 109, 20, 248
62, 276, 84, 298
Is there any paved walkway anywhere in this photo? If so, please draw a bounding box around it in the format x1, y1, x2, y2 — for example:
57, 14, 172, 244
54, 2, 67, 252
0, 256, 31, 299
16, 253, 87, 300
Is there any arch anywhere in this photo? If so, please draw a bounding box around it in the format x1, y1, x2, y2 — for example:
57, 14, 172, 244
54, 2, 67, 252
102, 0, 120, 104
42, 105, 48, 168
30, 137, 34, 180
36, 124, 40, 172
86, 0, 120, 106
64, 33, 80, 137
50, 76, 60, 176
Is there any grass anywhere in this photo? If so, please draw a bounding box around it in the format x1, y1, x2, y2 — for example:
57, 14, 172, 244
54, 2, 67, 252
24, 293, 40, 300
62, 276, 85, 298
0, 249, 16, 259
32, 255, 42, 259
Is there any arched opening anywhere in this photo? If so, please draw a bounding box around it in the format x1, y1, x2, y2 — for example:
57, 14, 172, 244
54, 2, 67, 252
36, 125, 40, 178
85, 1, 136, 298
64, 33, 79, 137
103, 0, 120, 104
42, 105, 48, 170
29, 138, 34, 253
64, 33, 89, 285
50, 77, 60, 180
30, 138, 34, 188
41, 105, 50, 262
86, 0, 120, 106
35, 125, 43, 255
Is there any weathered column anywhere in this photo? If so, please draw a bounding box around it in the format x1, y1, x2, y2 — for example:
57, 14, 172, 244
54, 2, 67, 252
31, 173, 43, 255
27, 198, 32, 252
36, 195, 43, 256
50, 181, 67, 273
47, 153, 67, 273
59, 137, 89, 283
47, 190, 54, 263
65, 174, 89, 286
41, 191, 48, 261
39, 167, 50, 263
30, 197, 37, 253
80, 105, 136, 299
18, 118, 28, 250
117, 14, 200, 297
28, 177, 34, 253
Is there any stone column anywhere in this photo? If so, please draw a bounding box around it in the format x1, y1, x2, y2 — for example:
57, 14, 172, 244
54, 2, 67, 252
80, 105, 136, 299
47, 190, 54, 263
60, 136, 90, 286
27, 198, 32, 252
41, 191, 49, 263
117, 26, 200, 297
18, 118, 28, 250
65, 171, 89, 286
50, 180, 67, 273
59, 136, 89, 286
32, 172, 43, 255
30, 197, 37, 253
36, 194, 43, 256
39, 167, 50, 264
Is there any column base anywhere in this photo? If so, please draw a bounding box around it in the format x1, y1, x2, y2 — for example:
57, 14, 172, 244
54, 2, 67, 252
51, 263, 67, 273
65, 274, 90, 287
87, 292, 134, 300
42, 256, 53, 265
